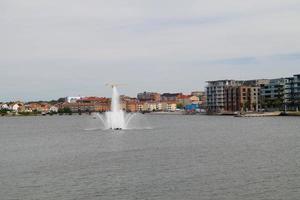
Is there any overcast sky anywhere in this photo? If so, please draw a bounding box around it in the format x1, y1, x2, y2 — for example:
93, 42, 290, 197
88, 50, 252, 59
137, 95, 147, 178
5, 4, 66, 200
1, 0, 300, 101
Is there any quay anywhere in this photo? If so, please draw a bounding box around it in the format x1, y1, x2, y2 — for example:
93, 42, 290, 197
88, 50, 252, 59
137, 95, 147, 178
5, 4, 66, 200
235, 111, 281, 117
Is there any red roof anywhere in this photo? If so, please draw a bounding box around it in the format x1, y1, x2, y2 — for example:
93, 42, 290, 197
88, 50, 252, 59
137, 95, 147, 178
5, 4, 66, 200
177, 94, 192, 99
80, 97, 109, 102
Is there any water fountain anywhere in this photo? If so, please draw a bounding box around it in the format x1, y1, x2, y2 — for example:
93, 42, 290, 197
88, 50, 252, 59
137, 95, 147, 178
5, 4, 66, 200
105, 85, 126, 130
94, 84, 138, 130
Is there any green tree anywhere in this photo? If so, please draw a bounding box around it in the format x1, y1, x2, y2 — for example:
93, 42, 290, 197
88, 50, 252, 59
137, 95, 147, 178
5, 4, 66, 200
0, 109, 8, 115
58, 107, 72, 114
176, 103, 184, 109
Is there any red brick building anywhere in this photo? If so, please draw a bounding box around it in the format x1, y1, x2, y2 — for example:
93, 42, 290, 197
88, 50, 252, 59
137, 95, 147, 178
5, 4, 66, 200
63, 97, 111, 112
224, 86, 259, 112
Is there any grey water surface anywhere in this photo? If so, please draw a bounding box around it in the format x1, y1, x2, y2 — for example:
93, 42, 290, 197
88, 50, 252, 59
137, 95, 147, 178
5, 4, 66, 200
0, 115, 299, 200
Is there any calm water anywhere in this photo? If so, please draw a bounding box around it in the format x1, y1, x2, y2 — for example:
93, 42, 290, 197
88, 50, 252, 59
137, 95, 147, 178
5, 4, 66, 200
0, 115, 299, 200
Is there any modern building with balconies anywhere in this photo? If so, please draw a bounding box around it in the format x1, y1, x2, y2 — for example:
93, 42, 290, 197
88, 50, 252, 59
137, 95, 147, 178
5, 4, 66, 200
286, 74, 300, 110
224, 85, 259, 112
293, 74, 300, 107
206, 80, 238, 112
205, 74, 299, 113
260, 74, 300, 111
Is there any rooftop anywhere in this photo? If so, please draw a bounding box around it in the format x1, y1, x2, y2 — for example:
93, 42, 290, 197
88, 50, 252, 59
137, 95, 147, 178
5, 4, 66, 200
80, 97, 109, 102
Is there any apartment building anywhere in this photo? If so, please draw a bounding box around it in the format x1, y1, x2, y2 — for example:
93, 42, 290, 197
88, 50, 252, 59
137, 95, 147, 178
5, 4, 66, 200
137, 101, 177, 112
260, 78, 286, 110
224, 86, 259, 112
161, 93, 182, 102
283, 74, 300, 110
294, 74, 300, 107
137, 92, 161, 102
239, 74, 300, 111
64, 97, 111, 112
176, 95, 200, 106
206, 80, 238, 112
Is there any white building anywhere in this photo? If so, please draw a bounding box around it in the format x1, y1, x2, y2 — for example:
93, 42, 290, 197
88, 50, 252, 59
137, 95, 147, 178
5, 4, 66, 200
206, 80, 238, 112
1, 104, 9, 110
161, 102, 177, 112
156, 102, 163, 111
137, 103, 143, 111
67, 96, 82, 103
167, 103, 177, 111
142, 102, 157, 111
49, 106, 59, 113
12, 104, 20, 112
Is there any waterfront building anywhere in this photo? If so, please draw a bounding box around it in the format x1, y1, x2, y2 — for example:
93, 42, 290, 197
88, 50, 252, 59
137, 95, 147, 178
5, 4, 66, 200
293, 74, 300, 109
240, 79, 270, 87
161, 93, 182, 102
64, 97, 110, 112
120, 95, 137, 102
199, 94, 207, 108
208, 75, 300, 112
136, 101, 176, 112
77, 97, 109, 104
283, 74, 300, 110
160, 101, 177, 112
65, 102, 110, 113
26, 103, 50, 113
23, 105, 33, 113
260, 78, 286, 110
66, 96, 82, 103
206, 80, 238, 112
284, 77, 294, 109
137, 92, 161, 102
259, 75, 300, 111
191, 91, 205, 97
120, 96, 139, 112
166, 102, 177, 112
185, 104, 200, 111
156, 102, 163, 111
138, 102, 147, 112
137, 102, 144, 112
1, 104, 9, 110
191, 91, 206, 107
126, 101, 138, 112
144, 102, 158, 111
49, 106, 59, 113
136, 102, 154, 112
224, 85, 259, 112
12, 104, 20, 112
176, 95, 200, 106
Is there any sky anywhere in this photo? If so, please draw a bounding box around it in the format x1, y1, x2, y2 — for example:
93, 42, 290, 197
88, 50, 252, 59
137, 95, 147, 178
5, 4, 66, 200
1, 0, 300, 101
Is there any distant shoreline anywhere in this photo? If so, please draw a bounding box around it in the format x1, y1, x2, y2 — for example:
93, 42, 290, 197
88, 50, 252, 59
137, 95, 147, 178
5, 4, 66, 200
1, 111, 300, 117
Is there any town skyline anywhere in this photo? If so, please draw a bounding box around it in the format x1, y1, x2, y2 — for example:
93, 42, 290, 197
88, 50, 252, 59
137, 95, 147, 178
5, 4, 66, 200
1, 72, 299, 103
2, 72, 299, 116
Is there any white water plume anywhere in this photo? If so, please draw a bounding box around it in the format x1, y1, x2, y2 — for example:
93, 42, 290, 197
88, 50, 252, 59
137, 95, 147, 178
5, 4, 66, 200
92, 85, 145, 130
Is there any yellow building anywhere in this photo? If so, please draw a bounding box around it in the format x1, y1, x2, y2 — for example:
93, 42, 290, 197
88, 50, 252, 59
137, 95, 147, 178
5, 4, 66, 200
161, 102, 177, 111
